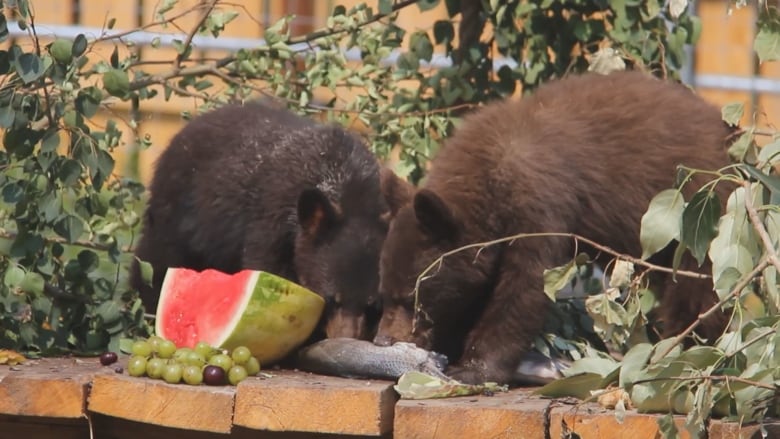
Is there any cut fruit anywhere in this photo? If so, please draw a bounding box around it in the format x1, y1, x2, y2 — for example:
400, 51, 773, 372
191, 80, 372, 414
155, 268, 325, 365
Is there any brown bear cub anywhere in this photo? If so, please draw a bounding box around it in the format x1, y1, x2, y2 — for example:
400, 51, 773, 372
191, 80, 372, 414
374, 71, 736, 385
131, 101, 411, 340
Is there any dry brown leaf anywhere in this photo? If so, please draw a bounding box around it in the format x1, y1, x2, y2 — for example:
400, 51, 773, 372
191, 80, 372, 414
0, 350, 26, 366
596, 387, 632, 410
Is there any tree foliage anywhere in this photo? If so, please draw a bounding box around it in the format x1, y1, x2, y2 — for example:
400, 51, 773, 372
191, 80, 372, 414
1, 0, 780, 433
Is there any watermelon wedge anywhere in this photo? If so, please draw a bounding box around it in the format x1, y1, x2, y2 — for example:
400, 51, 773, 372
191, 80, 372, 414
155, 268, 325, 365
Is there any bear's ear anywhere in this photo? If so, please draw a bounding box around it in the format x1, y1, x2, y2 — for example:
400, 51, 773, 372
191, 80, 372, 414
380, 167, 415, 217
298, 189, 340, 236
413, 189, 458, 241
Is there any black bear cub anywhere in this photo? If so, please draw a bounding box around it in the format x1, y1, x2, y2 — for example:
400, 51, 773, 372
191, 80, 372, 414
131, 101, 411, 340
374, 71, 735, 385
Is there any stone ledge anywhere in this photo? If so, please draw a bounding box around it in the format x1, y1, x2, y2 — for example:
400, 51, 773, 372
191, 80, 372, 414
1, 357, 777, 438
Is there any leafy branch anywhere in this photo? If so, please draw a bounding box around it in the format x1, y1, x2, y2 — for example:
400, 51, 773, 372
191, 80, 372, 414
409, 231, 711, 332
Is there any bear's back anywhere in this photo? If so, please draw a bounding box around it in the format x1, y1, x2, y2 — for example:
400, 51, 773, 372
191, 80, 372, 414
424, 71, 733, 254
141, 102, 383, 273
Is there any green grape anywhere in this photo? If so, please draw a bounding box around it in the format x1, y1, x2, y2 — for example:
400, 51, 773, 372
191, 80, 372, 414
147, 335, 163, 353
173, 347, 193, 362
131, 340, 153, 358
146, 358, 166, 379
163, 363, 183, 384
227, 365, 249, 385
245, 356, 261, 376
231, 346, 251, 365
127, 356, 148, 377
182, 365, 203, 385
184, 351, 206, 367
157, 339, 177, 359
194, 341, 216, 359
208, 353, 233, 372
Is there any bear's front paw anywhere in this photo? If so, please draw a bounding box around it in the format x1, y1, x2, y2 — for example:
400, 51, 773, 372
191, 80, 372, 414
447, 359, 513, 385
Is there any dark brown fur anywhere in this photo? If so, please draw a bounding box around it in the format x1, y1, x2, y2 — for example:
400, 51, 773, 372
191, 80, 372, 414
374, 71, 735, 385
131, 101, 410, 340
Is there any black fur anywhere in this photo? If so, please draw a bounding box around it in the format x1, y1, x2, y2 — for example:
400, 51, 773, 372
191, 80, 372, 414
131, 102, 410, 339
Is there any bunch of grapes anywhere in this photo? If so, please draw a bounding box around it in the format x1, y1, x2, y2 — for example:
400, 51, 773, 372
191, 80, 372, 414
101, 336, 261, 386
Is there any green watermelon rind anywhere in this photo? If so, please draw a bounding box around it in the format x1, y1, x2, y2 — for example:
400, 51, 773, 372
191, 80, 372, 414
217, 271, 325, 364
155, 269, 325, 365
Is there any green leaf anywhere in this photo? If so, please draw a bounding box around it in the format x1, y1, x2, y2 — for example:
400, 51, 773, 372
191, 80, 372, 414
417, 0, 440, 12
0, 13, 8, 43
534, 372, 605, 399
96, 300, 122, 325
119, 337, 135, 354
157, 0, 178, 15
110, 45, 119, 68
77, 250, 99, 273
2, 182, 23, 203
15, 53, 44, 83
397, 52, 419, 71
680, 191, 721, 266
58, 159, 83, 186
561, 357, 619, 378
741, 164, 780, 199
657, 413, 681, 438
394, 371, 507, 399
0, 104, 15, 128
378, 0, 393, 15
4, 265, 25, 287
677, 346, 723, 369
721, 102, 744, 126
54, 215, 85, 243
41, 131, 60, 153
433, 20, 454, 45
102, 69, 130, 97
758, 139, 780, 167
76, 87, 102, 118
20, 272, 44, 295
669, 0, 688, 19
72, 34, 88, 57
710, 246, 753, 299
640, 189, 685, 259
754, 22, 780, 63
727, 130, 754, 161
84, 329, 108, 352
0, 50, 9, 74
410, 31, 434, 62
63, 109, 83, 129
136, 258, 154, 286
49, 39, 73, 64
543, 260, 578, 301
619, 343, 652, 388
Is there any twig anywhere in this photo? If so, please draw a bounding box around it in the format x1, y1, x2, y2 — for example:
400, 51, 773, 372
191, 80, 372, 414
286, 0, 419, 46
651, 258, 769, 363
174, 0, 218, 71
43, 282, 90, 303
94, 7, 206, 43
742, 180, 780, 273
126, 0, 419, 93
0, 230, 131, 253
26, 9, 55, 128
650, 180, 780, 362
409, 231, 712, 332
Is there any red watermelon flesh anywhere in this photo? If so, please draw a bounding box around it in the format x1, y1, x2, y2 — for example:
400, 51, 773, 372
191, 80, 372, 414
155, 268, 325, 364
